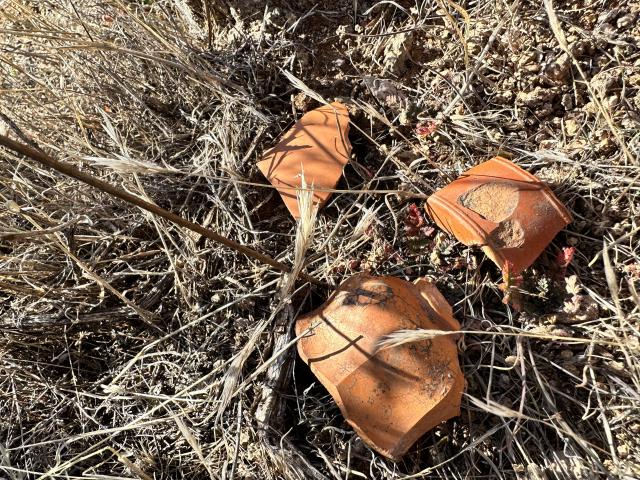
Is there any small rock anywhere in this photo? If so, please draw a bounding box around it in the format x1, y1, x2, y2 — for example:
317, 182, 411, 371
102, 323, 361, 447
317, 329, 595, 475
537, 103, 555, 117
504, 355, 518, 366
565, 118, 579, 136
517, 51, 540, 68
467, 39, 481, 55
629, 73, 640, 87
605, 94, 619, 109
617, 444, 629, 459
569, 39, 591, 57
382, 32, 414, 75
583, 101, 599, 114
293, 92, 311, 112
617, 12, 636, 29
597, 135, 616, 153
598, 8, 624, 26
527, 463, 545, 480
590, 72, 619, 96
494, 90, 515, 104
6, 200, 21, 214
561, 92, 574, 110
516, 87, 559, 108
524, 63, 541, 73
545, 53, 570, 83
559, 350, 573, 360
607, 360, 627, 374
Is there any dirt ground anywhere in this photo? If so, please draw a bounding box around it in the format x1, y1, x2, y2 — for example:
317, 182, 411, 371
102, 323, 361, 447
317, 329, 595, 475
1, 0, 639, 478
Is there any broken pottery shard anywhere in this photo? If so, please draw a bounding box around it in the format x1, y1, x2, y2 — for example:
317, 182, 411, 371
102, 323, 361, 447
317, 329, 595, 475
295, 274, 464, 460
426, 156, 572, 273
257, 102, 351, 219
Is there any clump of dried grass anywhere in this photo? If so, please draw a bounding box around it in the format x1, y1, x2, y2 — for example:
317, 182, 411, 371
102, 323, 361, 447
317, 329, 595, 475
1, 0, 639, 478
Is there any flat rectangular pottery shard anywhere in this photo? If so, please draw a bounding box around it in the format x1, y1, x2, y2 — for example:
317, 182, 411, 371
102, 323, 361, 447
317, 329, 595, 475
257, 102, 352, 219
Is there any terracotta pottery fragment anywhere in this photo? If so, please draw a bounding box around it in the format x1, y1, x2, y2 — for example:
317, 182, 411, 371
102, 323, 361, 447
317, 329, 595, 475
426, 156, 572, 273
296, 274, 464, 460
257, 102, 351, 218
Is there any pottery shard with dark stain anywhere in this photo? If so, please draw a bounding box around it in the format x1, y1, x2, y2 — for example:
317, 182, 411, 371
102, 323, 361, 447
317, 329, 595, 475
295, 274, 464, 460
257, 102, 351, 219
425, 156, 572, 273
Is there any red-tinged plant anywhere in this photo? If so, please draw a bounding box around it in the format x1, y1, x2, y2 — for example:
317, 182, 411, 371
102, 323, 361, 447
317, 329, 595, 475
365, 224, 377, 238
416, 120, 438, 137
382, 241, 404, 264
555, 246, 576, 278
348, 259, 361, 270
405, 203, 435, 238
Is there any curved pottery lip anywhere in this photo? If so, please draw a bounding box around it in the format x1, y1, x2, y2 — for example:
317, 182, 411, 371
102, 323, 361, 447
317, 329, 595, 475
425, 156, 572, 273
257, 102, 351, 219
295, 274, 464, 460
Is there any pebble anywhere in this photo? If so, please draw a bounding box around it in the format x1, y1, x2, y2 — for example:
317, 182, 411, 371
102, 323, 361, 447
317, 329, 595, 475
565, 118, 579, 136
559, 350, 573, 360
516, 87, 559, 107
545, 53, 570, 83
617, 12, 636, 29
561, 93, 573, 111
504, 355, 518, 366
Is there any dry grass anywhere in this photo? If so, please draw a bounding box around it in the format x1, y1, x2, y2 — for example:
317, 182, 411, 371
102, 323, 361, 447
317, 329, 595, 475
1, 0, 639, 478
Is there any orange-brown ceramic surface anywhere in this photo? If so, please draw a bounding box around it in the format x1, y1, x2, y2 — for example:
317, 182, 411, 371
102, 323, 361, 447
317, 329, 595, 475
426, 156, 572, 273
295, 274, 464, 460
257, 102, 351, 218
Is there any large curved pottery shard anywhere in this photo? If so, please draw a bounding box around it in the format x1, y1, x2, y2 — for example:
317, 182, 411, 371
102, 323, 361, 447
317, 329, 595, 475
257, 102, 351, 219
296, 274, 464, 460
426, 156, 572, 273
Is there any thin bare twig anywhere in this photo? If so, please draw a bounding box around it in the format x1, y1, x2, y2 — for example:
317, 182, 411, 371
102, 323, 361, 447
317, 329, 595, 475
0, 133, 326, 288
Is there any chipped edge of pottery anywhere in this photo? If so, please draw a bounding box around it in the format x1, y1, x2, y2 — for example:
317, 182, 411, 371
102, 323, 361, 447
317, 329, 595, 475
425, 156, 572, 272
295, 274, 464, 460
256, 102, 352, 219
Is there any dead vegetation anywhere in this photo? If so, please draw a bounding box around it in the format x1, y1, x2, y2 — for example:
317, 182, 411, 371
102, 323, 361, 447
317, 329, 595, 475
1, 0, 639, 478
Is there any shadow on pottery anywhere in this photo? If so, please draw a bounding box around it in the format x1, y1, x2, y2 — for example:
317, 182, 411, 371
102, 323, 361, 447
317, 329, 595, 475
426, 156, 572, 273
296, 274, 464, 460
257, 102, 352, 218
